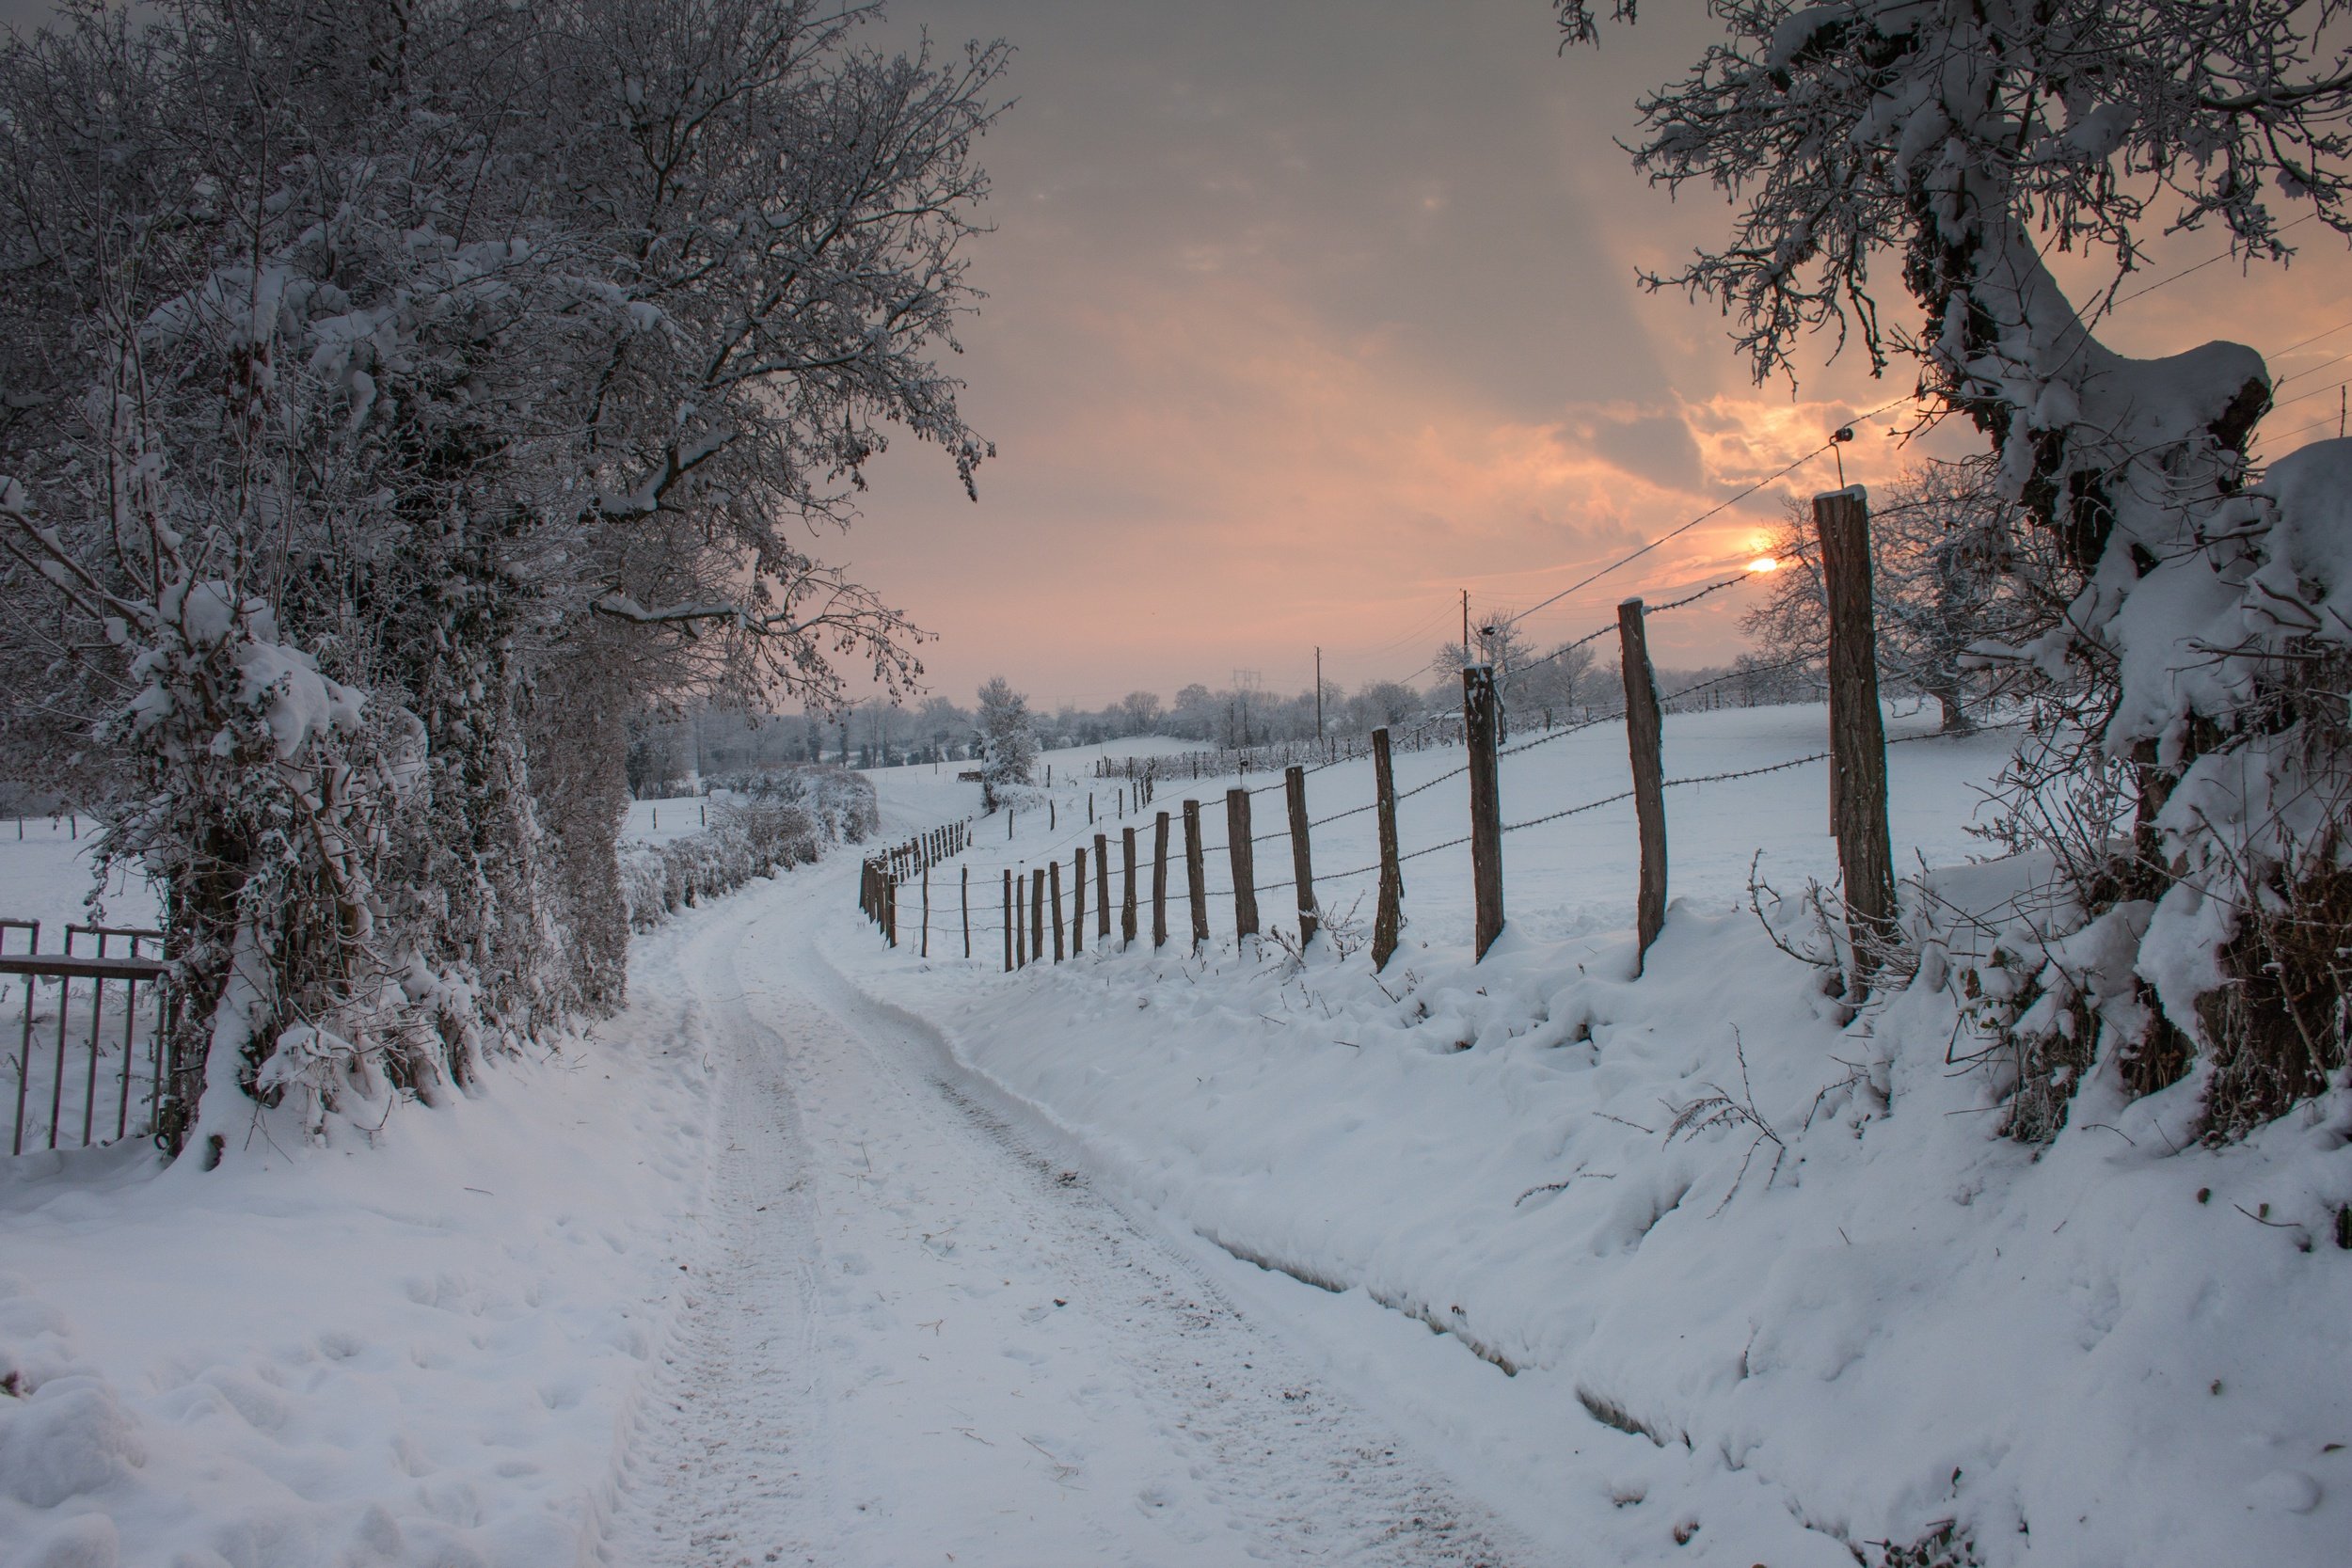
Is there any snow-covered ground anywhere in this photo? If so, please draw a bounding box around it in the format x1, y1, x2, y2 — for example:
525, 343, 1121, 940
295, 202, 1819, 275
838, 705, 2352, 1566
1, 905, 723, 1566
0, 819, 158, 948
5, 709, 2343, 1567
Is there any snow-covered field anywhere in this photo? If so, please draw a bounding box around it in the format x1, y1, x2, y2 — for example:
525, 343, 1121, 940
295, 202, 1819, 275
3, 709, 2344, 1567
837, 705, 2352, 1566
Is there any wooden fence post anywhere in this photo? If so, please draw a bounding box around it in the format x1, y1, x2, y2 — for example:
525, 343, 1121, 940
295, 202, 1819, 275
1618, 599, 1669, 972
1089, 792, 1095, 825
1182, 800, 1209, 951
1225, 787, 1260, 940
962, 864, 971, 959
1816, 487, 1898, 990
1031, 864, 1047, 963
1050, 799, 1057, 832
1072, 847, 1087, 955
1285, 765, 1318, 946
1050, 860, 1067, 962
1122, 826, 1139, 945
885, 876, 898, 948
1463, 666, 1504, 959
1372, 727, 1403, 971
1014, 872, 1026, 967
1094, 832, 1111, 939
1002, 868, 1013, 972
1152, 811, 1170, 947
921, 864, 930, 958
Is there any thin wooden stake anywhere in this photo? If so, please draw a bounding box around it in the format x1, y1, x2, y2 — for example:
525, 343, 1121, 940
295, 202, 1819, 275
921, 865, 930, 958
1225, 788, 1260, 940
962, 864, 972, 959
1015, 872, 1027, 967
1183, 800, 1209, 951
1029, 863, 1045, 964
1373, 727, 1402, 972
1816, 487, 1898, 991
1003, 869, 1013, 972
1094, 833, 1111, 939
1152, 812, 1171, 948
1122, 825, 1139, 946
1618, 599, 1668, 971
1285, 765, 1317, 946
1051, 860, 1067, 961
1463, 666, 1504, 959
1072, 848, 1087, 955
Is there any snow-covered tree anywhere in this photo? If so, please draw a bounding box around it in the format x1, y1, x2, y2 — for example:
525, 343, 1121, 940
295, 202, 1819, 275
1119, 690, 1166, 736
1743, 460, 2065, 733
1349, 681, 1424, 731
0, 0, 1004, 1152
1560, 0, 2352, 1132
974, 676, 1037, 809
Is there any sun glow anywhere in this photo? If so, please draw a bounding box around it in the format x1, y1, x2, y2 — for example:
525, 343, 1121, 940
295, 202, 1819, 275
1748, 556, 1781, 573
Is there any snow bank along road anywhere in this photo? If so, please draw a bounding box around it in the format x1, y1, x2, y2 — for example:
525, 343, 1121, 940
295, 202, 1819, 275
599, 847, 1534, 1567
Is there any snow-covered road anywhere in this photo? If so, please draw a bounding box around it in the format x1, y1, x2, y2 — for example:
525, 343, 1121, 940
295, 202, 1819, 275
601, 852, 1530, 1568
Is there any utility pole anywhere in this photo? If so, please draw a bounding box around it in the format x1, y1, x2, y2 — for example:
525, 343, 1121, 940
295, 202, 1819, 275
1461, 589, 1470, 656
1314, 646, 1324, 738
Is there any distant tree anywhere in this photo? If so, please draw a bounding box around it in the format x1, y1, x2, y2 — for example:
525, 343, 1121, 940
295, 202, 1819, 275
1517, 640, 1597, 728
1743, 461, 2050, 733
1435, 614, 1539, 736
975, 676, 1038, 809
1350, 681, 1423, 731
1119, 690, 1165, 736
1169, 683, 1218, 741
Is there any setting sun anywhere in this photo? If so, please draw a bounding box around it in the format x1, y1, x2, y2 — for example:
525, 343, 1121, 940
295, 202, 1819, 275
1748, 556, 1781, 572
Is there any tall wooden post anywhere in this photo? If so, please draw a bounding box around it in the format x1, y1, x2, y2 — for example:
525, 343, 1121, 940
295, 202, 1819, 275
1152, 811, 1170, 948
1816, 488, 1898, 990
962, 864, 971, 959
1122, 826, 1139, 945
1032, 863, 1047, 963
1285, 765, 1318, 946
921, 864, 930, 958
1618, 599, 1668, 972
1094, 832, 1111, 939
1050, 860, 1067, 961
1015, 872, 1027, 967
1182, 800, 1209, 951
885, 876, 898, 947
1003, 868, 1013, 972
1225, 787, 1260, 939
1463, 666, 1505, 959
1372, 727, 1403, 972
1072, 848, 1087, 955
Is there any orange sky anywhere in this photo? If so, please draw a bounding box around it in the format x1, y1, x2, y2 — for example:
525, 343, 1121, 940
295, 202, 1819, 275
840, 2, 2352, 707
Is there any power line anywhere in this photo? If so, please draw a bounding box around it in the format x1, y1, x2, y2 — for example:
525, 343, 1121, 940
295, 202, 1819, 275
2107, 213, 2320, 308
1499, 394, 1918, 632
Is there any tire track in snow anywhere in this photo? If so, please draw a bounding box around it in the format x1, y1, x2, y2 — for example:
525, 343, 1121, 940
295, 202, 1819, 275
604, 858, 1535, 1566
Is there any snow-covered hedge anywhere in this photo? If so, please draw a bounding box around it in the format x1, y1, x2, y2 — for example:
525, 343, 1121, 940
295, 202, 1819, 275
620, 768, 876, 930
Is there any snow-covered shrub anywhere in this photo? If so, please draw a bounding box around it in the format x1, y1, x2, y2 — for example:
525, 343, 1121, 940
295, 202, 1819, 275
618, 782, 868, 932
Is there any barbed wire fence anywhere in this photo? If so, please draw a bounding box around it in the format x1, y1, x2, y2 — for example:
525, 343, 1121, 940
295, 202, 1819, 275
856, 483, 2012, 997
